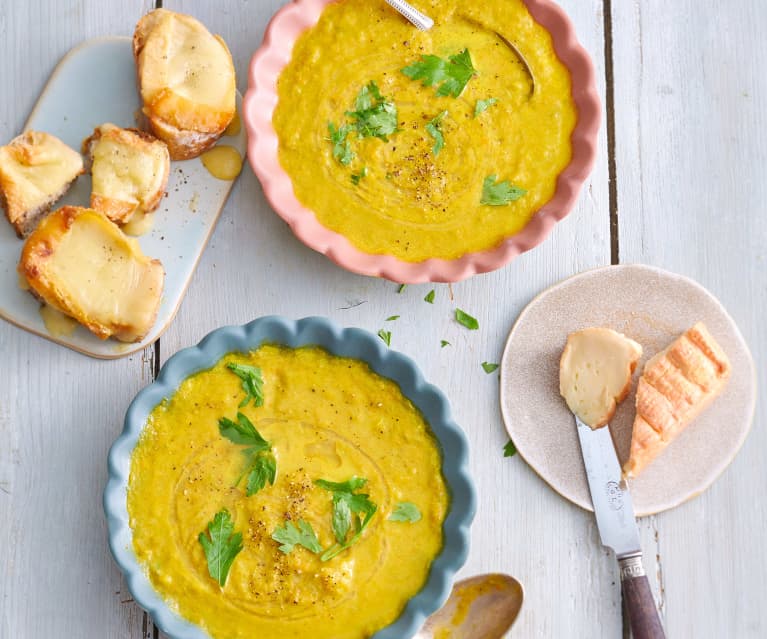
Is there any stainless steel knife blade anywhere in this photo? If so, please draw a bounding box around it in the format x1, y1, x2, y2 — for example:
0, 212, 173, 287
574, 415, 641, 558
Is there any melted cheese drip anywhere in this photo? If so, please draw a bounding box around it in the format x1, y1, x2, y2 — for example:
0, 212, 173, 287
122, 212, 155, 236
200, 145, 242, 180
91, 126, 167, 215
560, 328, 642, 428
45, 212, 161, 336
39, 304, 78, 337
223, 109, 241, 136
140, 11, 235, 109
0, 131, 82, 212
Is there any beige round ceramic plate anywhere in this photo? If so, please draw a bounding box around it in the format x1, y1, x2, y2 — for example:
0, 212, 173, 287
499, 264, 756, 516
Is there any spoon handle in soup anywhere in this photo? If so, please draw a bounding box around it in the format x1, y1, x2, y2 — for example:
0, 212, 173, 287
384, 0, 434, 31
619, 554, 667, 639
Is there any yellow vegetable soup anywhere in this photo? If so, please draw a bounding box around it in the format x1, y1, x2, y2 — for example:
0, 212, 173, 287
128, 345, 449, 639
274, 0, 577, 261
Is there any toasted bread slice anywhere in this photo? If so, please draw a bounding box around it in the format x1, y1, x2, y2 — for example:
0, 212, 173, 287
18, 206, 164, 342
133, 9, 236, 160
623, 322, 731, 478
560, 327, 643, 428
0, 131, 83, 237
82, 123, 170, 225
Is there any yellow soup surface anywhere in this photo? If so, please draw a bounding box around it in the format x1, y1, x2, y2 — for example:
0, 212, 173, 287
128, 345, 449, 639
273, 0, 577, 262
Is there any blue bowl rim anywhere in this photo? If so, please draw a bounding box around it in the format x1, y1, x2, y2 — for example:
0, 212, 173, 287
103, 315, 476, 639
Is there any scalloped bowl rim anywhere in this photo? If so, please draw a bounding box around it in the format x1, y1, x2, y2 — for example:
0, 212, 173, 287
104, 316, 476, 639
243, 0, 601, 283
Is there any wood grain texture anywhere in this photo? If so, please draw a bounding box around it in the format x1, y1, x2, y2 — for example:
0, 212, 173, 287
157, 1, 613, 637
612, 0, 767, 637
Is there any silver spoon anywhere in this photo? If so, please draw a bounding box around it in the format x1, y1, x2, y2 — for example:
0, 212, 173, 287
414, 573, 524, 639
385, 0, 434, 31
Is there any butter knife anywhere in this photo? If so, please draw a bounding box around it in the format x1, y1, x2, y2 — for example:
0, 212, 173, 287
575, 415, 666, 639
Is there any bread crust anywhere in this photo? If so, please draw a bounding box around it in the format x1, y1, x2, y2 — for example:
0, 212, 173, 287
623, 322, 731, 478
133, 9, 236, 160
18, 206, 164, 342
82, 124, 170, 224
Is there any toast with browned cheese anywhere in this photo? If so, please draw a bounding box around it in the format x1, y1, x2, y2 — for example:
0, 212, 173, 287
133, 9, 236, 160
18, 206, 164, 343
82, 123, 170, 226
0, 131, 83, 237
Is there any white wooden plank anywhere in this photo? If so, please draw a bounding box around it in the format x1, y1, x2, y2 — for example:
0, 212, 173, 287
159, 1, 614, 637
0, 2, 156, 638
612, 1, 767, 636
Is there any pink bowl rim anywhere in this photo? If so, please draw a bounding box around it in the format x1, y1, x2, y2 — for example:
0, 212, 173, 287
244, 0, 601, 283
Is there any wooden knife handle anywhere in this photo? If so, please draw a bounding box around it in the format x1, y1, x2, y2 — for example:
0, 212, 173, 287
619, 554, 666, 639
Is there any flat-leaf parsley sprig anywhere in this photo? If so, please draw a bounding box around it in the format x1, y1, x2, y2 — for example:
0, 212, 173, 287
227, 362, 265, 408
198, 509, 243, 587
315, 476, 378, 561
401, 49, 477, 98
218, 412, 277, 496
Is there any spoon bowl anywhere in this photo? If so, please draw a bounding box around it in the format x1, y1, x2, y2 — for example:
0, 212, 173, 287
414, 573, 524, 639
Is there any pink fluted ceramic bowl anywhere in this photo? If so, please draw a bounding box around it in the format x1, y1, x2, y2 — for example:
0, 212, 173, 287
244, 0, 600, 283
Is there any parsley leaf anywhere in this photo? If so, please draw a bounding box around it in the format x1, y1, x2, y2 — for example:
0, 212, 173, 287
482, 362, 499, 374
402, 49, 477, 98
455, 309, 479, 330
346, 81, 398, 141
424, 289, 436, 304
227, 363, 265, 408
397, 284, 407, 293
388, 502, 422, 523
481, 175, 527, 206
351, 166, 368, 185
245, 451, 277, 496
474, 97, 498, 116
328, 121, 354, 166
440, 340, 451, 348
378, 329, 392, 346
315, 477, 368, 493
218, 412, 269, 449
220, 413, 276, 496
504, 439, 517, 457
386, 315, 400, 321
315, 476, 377, 561
272, 519, 322, 554
198, 509, 243, 587
425, 110, 447, 156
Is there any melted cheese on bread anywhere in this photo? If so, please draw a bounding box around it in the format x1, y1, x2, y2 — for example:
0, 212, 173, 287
19, 206, 164, 342
560, 327, 643, 428
134, 9, 236, 159
84, 124, 169, 224
0, 131, 83, 237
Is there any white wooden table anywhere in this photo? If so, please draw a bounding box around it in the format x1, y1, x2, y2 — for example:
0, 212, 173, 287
1, 1, 765, 637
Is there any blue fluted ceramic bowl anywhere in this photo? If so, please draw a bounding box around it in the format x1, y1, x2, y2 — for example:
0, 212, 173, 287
104, 316, 475, 639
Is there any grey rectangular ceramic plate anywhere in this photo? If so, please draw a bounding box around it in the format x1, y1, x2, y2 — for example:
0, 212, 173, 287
0, 36, 246, 359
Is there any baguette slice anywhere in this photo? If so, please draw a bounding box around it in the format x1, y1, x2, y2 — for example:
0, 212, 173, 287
82, 123, 170, 225
18, 206, 164, 342
0, 131, 83, 237
623, 322, 731, 478
560, 328, 643, 428
133, 9, 236, 160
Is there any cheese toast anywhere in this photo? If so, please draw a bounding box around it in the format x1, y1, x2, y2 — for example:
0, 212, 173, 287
133, 9, 236, 160
82, 123, 170, 225
0, 131, 83, 237
18, 206, 164, 342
